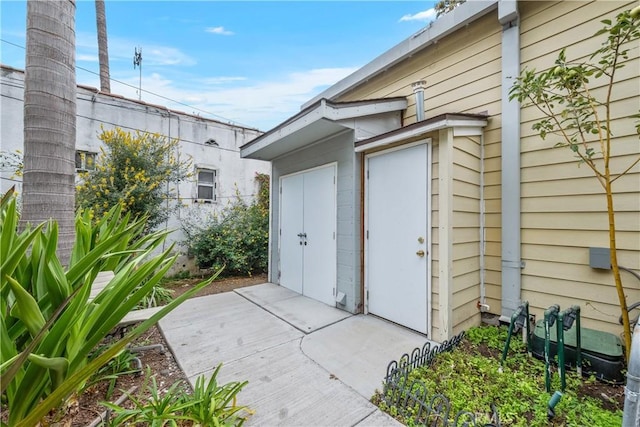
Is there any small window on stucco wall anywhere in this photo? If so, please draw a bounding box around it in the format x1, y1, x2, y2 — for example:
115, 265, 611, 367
75, 150, 97, 172
196, 168, 217, 203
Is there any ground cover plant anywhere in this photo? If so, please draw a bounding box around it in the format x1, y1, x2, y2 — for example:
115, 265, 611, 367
373, 325, 623, 426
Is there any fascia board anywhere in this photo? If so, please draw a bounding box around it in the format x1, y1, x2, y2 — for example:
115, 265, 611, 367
326, 99, 408, 121
241, 98, 407, 159
240, 101, 326, 158
354, 118, 487, 153
302, 0, 498, 109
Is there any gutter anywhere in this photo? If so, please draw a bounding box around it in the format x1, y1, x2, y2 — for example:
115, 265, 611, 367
303, 0, 499, 108
499, 0, 522, 319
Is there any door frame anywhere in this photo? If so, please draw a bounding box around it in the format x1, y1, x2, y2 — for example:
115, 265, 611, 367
363, 140, 432, 336
277, 162, 338, 302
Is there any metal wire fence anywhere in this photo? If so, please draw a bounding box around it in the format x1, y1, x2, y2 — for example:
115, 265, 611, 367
379, 331, 501, 426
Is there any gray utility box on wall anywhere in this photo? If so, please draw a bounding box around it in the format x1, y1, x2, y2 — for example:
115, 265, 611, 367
589, 247, 611, 270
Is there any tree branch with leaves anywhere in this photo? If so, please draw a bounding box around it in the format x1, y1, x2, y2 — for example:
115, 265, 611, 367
510, 7, 640, 360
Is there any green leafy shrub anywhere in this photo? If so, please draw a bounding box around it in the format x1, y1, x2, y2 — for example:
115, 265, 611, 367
76, 127, 191, 232
104, 364, 250, 426
0, 188, 218, 426
184, 173, 269, 276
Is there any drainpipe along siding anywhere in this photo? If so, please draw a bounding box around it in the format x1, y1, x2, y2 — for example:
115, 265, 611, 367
499, 0, 522, 318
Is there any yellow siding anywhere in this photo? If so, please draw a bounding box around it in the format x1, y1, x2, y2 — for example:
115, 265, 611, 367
452, 136, 482, 331
337, 0, 638, 339
520, 0, 640, 333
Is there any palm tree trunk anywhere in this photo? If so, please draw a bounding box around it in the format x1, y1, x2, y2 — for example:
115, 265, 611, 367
23, 0, 77, 265
95, 0, 110, 93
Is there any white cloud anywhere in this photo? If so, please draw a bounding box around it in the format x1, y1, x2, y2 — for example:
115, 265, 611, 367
198, 76, 247, 85
205, 26, 234, 36
399, 8, 436, 22
76, 32, 197, 67
77, 54, 99, 62
84, 66, 359, 130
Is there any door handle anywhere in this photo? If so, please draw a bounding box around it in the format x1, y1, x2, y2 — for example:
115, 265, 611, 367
416, 250, 425, 257
297, 233, 308, 245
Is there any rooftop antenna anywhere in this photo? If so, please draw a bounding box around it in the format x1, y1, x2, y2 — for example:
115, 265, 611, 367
133, 46, 142, 100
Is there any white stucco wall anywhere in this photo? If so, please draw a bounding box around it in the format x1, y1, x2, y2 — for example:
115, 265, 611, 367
0, 65, 270, 272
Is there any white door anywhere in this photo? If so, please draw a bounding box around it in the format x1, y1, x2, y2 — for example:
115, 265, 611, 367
279, 164, 336, 306
366, 143, 429, 334
280, 173, 303, 294
302, 166, 336, 306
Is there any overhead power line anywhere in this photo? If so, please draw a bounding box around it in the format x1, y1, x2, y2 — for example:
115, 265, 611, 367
0, 38, 257, 130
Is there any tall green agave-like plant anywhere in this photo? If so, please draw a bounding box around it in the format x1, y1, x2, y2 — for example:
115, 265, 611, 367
0, 188, 220, 426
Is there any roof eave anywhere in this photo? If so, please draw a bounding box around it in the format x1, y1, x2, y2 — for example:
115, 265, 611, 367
241, 97, 407, 160
355, 113, 488, 153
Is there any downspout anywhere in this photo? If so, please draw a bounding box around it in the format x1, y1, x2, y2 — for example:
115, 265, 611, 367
479, 133, 488, 311
499, 0, 522, 319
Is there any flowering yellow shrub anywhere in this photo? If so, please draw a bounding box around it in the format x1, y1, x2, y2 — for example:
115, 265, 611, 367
76, 127, 191, 231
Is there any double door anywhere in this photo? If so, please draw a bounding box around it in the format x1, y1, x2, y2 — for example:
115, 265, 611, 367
279, 164, 336, 306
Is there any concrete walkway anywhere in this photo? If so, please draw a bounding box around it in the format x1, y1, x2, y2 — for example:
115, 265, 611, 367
159, 283, 434, 426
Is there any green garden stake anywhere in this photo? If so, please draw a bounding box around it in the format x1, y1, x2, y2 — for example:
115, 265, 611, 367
544, 305, 560, 393
501, 301, 529, 368
547, 390, 563, 420
557, 310, 567, 391
558, 305, 582, 391
573, 305, 582, 376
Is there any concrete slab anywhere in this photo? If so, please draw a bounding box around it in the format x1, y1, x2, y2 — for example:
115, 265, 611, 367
120, 306, 163, 326
159, 288, 432, 426
196, 340, 380, 427
301, 315, 435, 398
236, 283, 352, 333
235, 282, 299, 305
159, 292, 302, 379
355, 409, 404, 427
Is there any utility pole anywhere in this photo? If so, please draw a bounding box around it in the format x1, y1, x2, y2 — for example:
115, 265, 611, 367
133, 46, 142, 100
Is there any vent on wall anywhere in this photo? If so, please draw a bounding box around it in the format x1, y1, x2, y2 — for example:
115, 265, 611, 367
204, 138, 218, 146
412, 80, 427, 122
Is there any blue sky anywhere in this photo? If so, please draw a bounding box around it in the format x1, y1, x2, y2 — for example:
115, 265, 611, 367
1, 1, 438, 130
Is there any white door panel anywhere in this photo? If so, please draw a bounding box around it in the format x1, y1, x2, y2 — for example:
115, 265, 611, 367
280, 174, 303, 294
367, 144, 428, 333
302, 165, 336, 306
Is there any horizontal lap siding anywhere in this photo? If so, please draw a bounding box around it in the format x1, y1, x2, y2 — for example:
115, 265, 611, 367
453, 136, 482, 334
519, 0, 640, 334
